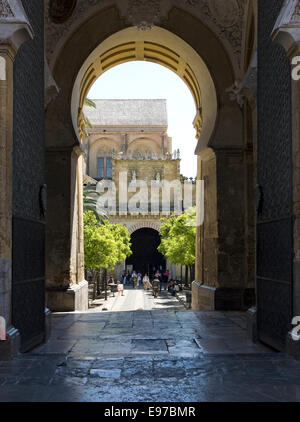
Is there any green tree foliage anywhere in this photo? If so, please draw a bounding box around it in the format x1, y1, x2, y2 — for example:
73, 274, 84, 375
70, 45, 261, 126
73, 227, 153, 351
84, 211, 132, 299
83, 211, 117, 271
84, 211, 132, 270
106, 223, 132, 263
158, 207, 196, 266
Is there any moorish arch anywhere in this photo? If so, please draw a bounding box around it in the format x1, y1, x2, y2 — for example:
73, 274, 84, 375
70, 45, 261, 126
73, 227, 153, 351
45, 2, 250, 314
74, 29, 209, 141
127, 221, 161, 235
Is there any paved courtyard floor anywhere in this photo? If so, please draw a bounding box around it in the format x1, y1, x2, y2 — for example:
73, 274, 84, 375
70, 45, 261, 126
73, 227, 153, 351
1, 288, 300, 402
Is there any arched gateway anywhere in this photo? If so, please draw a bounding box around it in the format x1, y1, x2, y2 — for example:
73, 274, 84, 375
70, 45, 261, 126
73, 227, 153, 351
4, 0, 298, 358
45, 2, 249, 320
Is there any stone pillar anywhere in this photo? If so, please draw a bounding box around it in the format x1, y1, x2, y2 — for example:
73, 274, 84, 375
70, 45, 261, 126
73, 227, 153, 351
76, 149, 85, 287
46, 147, 88, 312
0, 47, 15, 335
193, 148, 218, 310
0, 2, 33, 359
193, 147, 249, 310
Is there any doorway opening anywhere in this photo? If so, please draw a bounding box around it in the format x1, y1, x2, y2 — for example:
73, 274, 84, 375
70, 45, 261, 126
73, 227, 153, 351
126, 228, 166, 277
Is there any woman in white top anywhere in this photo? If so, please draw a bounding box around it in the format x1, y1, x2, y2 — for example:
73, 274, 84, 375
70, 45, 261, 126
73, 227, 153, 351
142, 274, 150, 290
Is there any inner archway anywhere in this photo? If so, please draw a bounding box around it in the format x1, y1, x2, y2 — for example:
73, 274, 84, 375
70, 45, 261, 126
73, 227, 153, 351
71, 26, 218, 149
126, 228, 165, 277
45, 5, 246, 314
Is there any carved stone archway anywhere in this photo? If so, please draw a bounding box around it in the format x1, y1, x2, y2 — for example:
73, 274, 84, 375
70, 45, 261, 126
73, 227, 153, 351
45, 1, 250, 313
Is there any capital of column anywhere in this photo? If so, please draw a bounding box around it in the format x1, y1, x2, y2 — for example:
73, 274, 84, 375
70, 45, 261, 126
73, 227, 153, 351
73, 145, 85, 158
0, 0, 33, 56
272, 0, 300, 57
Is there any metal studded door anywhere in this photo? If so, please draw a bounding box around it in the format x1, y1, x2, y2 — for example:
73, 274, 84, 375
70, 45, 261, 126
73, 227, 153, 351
257, 0, 294, 351
12, 0, 46, 352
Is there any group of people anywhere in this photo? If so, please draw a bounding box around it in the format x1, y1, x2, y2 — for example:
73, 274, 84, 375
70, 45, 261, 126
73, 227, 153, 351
107, 276, 125, 296
122, 271, 143, 288
142, 276, 182, 298
120, 268, 172, 298
107, 268, 178, 299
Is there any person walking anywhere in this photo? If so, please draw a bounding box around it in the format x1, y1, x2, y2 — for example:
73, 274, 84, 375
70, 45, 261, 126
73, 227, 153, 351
143, 274, 150, 290
163, 269, 170, 291
131, 271, 138, 289
126, 272, 131, 286
155, 270, 162, 291
152, 277, 160, 298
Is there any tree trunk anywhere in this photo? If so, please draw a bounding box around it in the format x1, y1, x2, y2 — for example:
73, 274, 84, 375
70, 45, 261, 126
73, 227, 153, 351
97, 271, 101, 296
104, 268, 108, 301
189, 265, 195, 284
185, 266, 189, 287
92, 269, 97, 300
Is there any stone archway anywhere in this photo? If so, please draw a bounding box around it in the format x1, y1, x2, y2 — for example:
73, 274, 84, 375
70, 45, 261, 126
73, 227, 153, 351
72, 27, 216, 143
45, 2, 251, 312
127, 222, 161, 235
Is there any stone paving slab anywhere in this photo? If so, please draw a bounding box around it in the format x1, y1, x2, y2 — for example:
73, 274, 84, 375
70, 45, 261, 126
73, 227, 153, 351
1, 352, 300, 402
1, 289, 300, 401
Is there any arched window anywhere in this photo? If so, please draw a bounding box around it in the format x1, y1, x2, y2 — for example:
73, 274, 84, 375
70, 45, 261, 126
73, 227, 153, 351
97, 156, 112, 179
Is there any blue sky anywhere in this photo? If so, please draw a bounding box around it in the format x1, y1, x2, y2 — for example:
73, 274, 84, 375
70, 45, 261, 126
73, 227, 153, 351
88, 61, 198, 178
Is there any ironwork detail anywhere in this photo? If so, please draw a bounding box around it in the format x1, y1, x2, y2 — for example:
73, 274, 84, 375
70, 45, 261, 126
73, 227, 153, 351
257, 0, 293, 351
12, 218, 45, 352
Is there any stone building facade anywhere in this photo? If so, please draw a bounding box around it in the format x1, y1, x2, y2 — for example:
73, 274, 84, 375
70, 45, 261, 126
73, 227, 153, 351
83, 99, 195, 279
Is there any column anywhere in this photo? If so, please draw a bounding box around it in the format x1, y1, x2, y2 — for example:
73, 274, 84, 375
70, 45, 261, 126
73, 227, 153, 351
192, 147, 247, 310
76, 149, 85, 287
45, 147, 88, 312
192, 148, 218, 310
0, 47, 15, 332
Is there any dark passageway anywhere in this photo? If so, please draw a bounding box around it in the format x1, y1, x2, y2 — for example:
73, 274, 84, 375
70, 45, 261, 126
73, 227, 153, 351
126, 228, 166, 276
